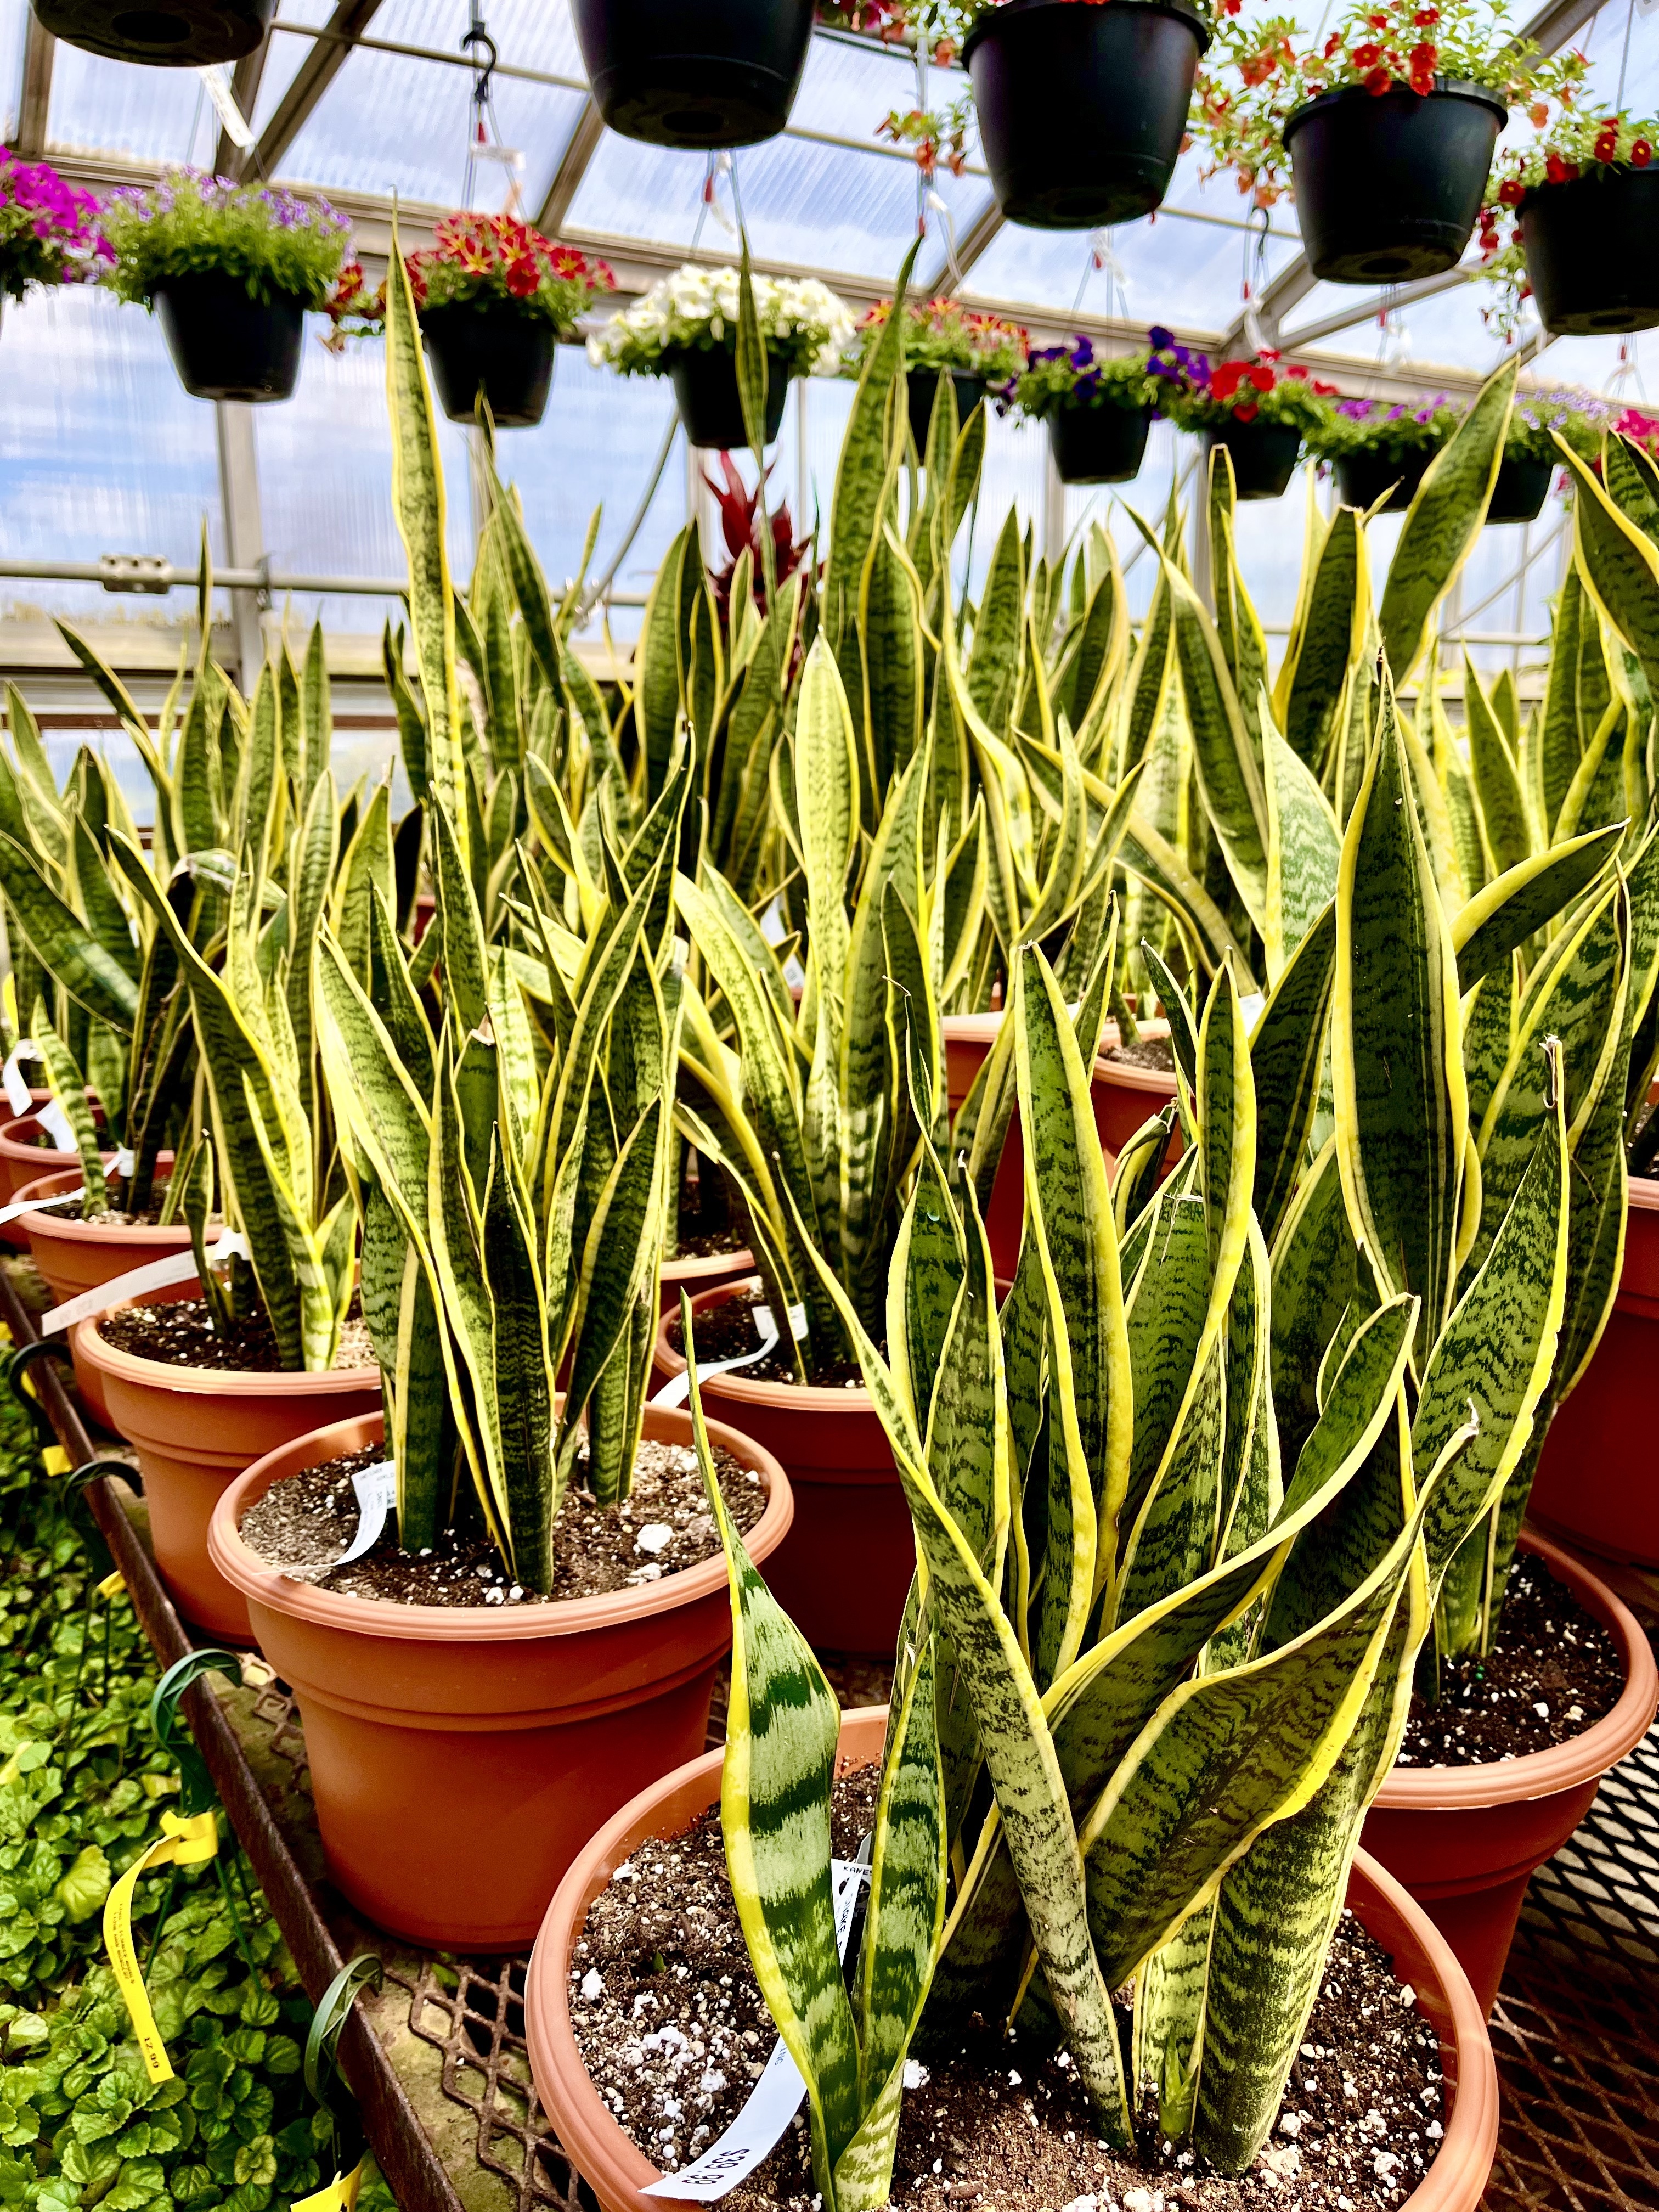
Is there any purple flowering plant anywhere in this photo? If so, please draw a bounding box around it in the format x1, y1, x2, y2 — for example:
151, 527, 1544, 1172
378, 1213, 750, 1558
1002, 335, 1153, 421
100, 170, 350, 311
1146, 324, 1336, 432
0, 148, 109, 303
1504, 384, 1613, 465
1304, 389, 1463, 465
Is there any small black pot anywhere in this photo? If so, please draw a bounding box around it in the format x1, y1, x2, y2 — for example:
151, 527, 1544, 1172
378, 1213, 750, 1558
906, 368, 985, 454
421, 301, 556, 429
1206, 420, 1302, 502
1284, 80, 1506, 283
1050, 403, 1153, 484
667, 346, 791, 450
30, 0, 273, 63
1333, 446, 1434, 512
1520, 167, 1659, 335
963, 0, 1209, 229
572, 0, 815, 147
1487, 453, 1554, 525
153, 272, 306, 404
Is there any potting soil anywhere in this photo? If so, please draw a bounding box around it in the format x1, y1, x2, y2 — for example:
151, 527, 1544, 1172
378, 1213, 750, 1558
667, 1284, 872, 1388
99, 1294, 379, 1371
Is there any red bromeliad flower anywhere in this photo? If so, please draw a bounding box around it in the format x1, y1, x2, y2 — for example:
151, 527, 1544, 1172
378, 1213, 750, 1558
703, 455, 810, 628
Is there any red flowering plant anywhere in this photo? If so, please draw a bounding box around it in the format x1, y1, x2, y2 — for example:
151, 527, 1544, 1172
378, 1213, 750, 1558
1475, 109, 1658, 335
852, 295, 1028, 378
1147, 328, 1336, 432
874, 94, 973, 175
703, 454, 812, 629
1192, 0, 1583, 207
325, 212, 613, 342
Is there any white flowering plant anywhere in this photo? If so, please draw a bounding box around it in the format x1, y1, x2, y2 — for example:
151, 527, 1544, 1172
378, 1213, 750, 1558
589, 264, 855, 379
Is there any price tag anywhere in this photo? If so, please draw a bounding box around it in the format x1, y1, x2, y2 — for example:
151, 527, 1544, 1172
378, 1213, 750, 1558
0, 1184, 87, 1230
36, 1100, 77, 1152
641, 1855, 869, 2200
292, 2159, 365, 2212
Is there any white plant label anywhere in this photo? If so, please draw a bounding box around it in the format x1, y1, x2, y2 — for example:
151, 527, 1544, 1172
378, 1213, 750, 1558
641, 1855, 868, 2201
2, 1043, 36, 1120
0, 1185, 86, 1230
38, 1231, 250, 1336
36, 1100, 76, 1152
333, 1461, 397, 1565
652, 1303, 781, 1410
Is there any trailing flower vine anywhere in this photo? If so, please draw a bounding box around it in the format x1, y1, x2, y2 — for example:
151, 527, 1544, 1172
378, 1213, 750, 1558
0, 151, 109, 303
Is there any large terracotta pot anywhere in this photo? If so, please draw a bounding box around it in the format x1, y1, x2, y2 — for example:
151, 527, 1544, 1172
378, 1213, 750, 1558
72, 1315, 382, 1643
208, 1406, 793, 1950
1090, 1017, 1182, 1157
1362, 1528, 1659, 2017
19, 1164, 191, 1315
525, 1710, 1500, 2212
0, 1114, 78, 1247
1527, 1177, 1659, 1565
659, 1240, 755, 1320
652, 1279, 910, 1656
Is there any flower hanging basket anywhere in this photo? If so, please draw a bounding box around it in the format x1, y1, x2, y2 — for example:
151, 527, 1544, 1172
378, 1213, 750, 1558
422, 299, 557, 428
665, 344, 790, 449
154, 271, 307, 403
1284, 78, 1506, 283
963, 0, 1211, 229
1519, 166, 1659, 334
1333, 446, 1432, 511
1206, 418, 1302, 499
1486, 452, 1553, 524
571, 0, 816, 148
1049, 402, 1154, 483
905, 366, 985, 454
30, 0, 274, 63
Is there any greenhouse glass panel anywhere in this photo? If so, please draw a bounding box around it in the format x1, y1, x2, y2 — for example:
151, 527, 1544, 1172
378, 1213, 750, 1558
46, 40, 217, 165
1, 0, 26, 130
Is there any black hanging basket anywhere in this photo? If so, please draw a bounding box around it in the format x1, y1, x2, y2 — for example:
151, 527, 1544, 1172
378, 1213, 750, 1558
1206, 420, 1302, 501
572, 0, 815, 148
1332, 447, 1432, 512
963, 0, 1209, 229
422, 301, 557, 429
1050, 403, 1153, 485
30, 0, 273, 63
906, 368, 985, 454
666, 345, 791, 449
1520, 167, 1659, 335
1284, 80, 1506, 283
1486, 453, 1554, 525
153, 272, 306, 404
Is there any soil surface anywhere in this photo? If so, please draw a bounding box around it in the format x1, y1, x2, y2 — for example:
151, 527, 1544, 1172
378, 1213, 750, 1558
46, 1191, 187, 1229
238, 1434, 769, 1605
671, 1226, 751, 1262
668, 1284, 870, 1391
1102, 1034, 1178, 1075
1397, 1551, 1624, 1768
571, 1772, 1444, 2210
98, 1297, 377, 1374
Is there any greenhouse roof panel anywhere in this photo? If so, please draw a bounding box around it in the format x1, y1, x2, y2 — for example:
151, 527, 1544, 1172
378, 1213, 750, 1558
46, 35, 216, 162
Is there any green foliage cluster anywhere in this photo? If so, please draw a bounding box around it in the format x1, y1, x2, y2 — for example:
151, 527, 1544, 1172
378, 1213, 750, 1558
100, 173, 349, 312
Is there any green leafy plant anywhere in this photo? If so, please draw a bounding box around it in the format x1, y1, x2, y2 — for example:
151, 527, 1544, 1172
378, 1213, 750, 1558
1147, 335, 1335, 434
1002, 337, 1153, 421
99, 172, 350, 310
1304, 390, 1463, 466
851, 296, 1028, 380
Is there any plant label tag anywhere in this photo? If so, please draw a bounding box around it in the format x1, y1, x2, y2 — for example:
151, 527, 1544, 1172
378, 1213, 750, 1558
36, 1100, 76, 1152
2, 1043, 36, 1119
0, 1183, 86, 1231
38, 1230, 247, 1336
641, 1854, 868, 2201
651, 1304, 782, 1410
334, 1460, 397, 1566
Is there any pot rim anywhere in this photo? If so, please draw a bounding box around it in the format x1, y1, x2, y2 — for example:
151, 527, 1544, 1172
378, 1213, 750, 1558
661, 1241, 757, 1284
525, 1709, 1497, 2212
15, 1166, 191, 1245
0, 1114, 76, 1165
1627, 1175, 1659, 1217
963, 0, 1212, 66
1374, 1527, 1659, 1811
1519, 159, 1659, 214
151, 269, 311, 312
1283, 75, 1508, 143
70, 1313, 383, 1400
652, 1274, 875, 1412
207, 1402, 793, 1645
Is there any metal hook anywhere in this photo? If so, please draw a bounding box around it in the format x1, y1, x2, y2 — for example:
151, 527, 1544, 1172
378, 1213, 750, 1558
150, 1648, 244, 1816
304, 1954, 385, 2181
5, 1340, 72, 1445
461, 21, 499, 105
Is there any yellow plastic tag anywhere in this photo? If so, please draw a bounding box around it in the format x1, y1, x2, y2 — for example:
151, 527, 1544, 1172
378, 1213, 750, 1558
291, 2157, 365, 2212
97, 1569, 127, 1601
103, 1808, 220, 2082
42, 1446, 70, 1475
0, 1741, 32, 1787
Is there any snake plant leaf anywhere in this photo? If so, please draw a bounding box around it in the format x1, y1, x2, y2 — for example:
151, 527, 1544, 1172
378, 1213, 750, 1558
859, 521, 926, 793
1556, 439, 1659, 702
313, 932, 433, 1234
1249, 902, 1336, 1249
1449, 819, 1624, 993
284, 768, 338, 1104
1262, 716, 1340, 986
1136, 942, 1199, 1102
1121, 566, 1174, 778
1379, 358, 1515, 683
696, 1321, 862, 2202
332, 779, 394, 981
66, 817, 139, 992
1166, 565, 1269, 932
52, 624, 172, 814
559, 1090, 668, 1494
1550, 997, 1630, 1407
0, 832, 139, 1032
1111, 1107, 1177, 1239
1274, 507, 1367, 777
889, 1139, 966, 1442
1462, 952, 1516, 1131
1552, 693, 1629, 847
1331, 674, 1466, 1344
479, 1130, 555, 1588
1120, 813, 1256, 985
174, 686, 224, 874
426, 796, 491, 1039
1268, 1139, 1359, 1476
827, 238, 918, 665
28, 1011, 104, 1211
386, 211, 464, 859
1463, 656, 1534, 878
239, 1068, 340, 1372
1539, 565, 1587, 836
426, 1045, 510, 1549
797, 634, 860, 1035
1121, 1175, 1211, 1554
969, 511, 1026, 741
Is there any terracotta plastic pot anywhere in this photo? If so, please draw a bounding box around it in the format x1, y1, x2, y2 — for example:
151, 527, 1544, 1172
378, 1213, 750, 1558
208, 1405, 792, 1949
665, 345, 790, 450
72, 1315, 382, 1643
1361, 1528, 1659, 2018
906, 367, 984, 455
659, 1240, 756, 1320
1206, 420, 1302, 501
964, 0, 1209, 229
1527, 1178, 1659, 1564
1284, 80, 1506, 283
421, 299, 556, 428
1090, 1017, 1182, 1157
525, 1709, 1499, 2212
0, 1114, 79, 1247
1487, 453, 1553, 525
1050, 402, 1153, 485
1334, 447, 1433, 513
572, 0, 815, 148
652, 1280, 910, 1655
1519, 165, 1659, 336
19, 1161, 187, 1427
153, 273, 307, 405
32, 0, 273, 65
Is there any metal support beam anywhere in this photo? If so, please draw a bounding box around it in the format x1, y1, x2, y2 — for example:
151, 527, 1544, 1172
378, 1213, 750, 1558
14, 15, 54, 158
536, 98, 606, 236
239, 0, 387, 181
216, 41, 271, 179
215, 404, 267, 681
1278, 261, 1476, 350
